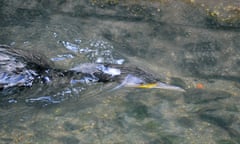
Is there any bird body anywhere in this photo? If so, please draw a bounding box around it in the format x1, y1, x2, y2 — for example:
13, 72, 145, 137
0, 45, 184, 92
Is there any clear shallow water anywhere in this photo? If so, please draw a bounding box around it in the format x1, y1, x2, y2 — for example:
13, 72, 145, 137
0, 0, 240, 143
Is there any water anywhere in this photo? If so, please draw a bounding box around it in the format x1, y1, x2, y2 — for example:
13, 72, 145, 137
0, 0, 240, 143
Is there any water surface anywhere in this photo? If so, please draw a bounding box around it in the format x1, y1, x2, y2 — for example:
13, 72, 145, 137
0, 0, 240, 143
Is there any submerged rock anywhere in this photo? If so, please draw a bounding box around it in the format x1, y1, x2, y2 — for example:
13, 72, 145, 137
183, 89, 232, 104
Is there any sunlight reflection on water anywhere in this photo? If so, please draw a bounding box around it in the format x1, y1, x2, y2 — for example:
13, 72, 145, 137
60, 39, 125, 64
0, 0, 240, 144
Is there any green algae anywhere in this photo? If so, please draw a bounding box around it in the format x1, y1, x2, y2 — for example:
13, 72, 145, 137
126, 102, 149, 120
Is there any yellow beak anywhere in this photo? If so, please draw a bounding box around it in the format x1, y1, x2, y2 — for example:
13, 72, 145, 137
134, 83, 158, 88
126, 82, 185, 92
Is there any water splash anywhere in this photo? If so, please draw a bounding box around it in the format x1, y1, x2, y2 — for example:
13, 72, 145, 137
61, 39, 125, 64
51, 54, 74, 61
25, 86, 86, 107
62, 41, 79, 53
